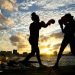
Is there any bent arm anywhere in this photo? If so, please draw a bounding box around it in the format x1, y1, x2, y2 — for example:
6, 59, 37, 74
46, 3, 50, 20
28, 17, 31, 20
40, 21, 48, 28
40, 19, 55, 28
58, 19, 64, 33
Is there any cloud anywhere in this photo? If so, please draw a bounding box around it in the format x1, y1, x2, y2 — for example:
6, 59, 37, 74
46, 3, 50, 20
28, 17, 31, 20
53, 43, 61, 50
18, 3, 40, 12
39, 31, 64, 53
50, 32, 64, 39
4, 18, 14, 25
0, 0, 4, 7
40, 31, 63, 44
10, 35, 20, 42
0, 0, 17, 12
0, 13, 14, 26
10, 33, 27, 45
10, 32, 30, 53
9, 0, 75, 37
1, 8, 11, 18
0, 25, 8, 30
0, 32, 16, 51
10, 0, 16, 4
1, 0, 14, 12
0, 13, 6, 23
16, 0, 24, 3
0, 0, 16, 27
0, 0, 74, 54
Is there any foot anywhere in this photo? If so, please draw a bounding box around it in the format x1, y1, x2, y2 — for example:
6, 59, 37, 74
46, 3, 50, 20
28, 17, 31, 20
20, 61, 36, 68
52, 64, 59, 69
40, 64, 48, 68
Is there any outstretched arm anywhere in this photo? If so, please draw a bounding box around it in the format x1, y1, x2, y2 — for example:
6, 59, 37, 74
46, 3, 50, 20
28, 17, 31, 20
40, 19, 55, 28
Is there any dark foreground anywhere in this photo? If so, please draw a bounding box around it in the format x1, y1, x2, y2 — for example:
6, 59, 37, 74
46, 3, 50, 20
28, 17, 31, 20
0, 65, 75, 75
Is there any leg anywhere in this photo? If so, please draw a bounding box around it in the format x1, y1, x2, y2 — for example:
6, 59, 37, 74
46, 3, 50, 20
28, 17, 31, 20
54, 36, 68, 67
23, 46, 35, 65
70, 36, 75, 55
35, 47, 42, 66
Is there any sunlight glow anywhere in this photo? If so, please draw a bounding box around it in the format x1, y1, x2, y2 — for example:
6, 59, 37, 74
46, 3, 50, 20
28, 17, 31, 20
40, 48, 53, 55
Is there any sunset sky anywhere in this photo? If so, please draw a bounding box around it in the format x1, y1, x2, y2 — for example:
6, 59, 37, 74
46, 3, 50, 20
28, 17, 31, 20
0, 0, 75, 54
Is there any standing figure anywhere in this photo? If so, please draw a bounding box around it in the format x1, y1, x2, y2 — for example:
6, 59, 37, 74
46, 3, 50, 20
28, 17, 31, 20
54, 13, 75, 68
22, 12, 55, 67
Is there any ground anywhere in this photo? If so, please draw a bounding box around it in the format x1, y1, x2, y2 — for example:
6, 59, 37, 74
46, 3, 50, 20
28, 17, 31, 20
0, 65, 75, 75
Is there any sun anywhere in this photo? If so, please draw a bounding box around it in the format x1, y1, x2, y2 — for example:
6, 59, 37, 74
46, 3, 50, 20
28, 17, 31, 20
41, 48, 53, 55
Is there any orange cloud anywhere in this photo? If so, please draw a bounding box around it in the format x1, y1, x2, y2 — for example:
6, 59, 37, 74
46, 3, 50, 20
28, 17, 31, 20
1, 0, 14, 11
18, 45, 27, 48
0, 13, 14, 25
52, 43, 61, 50
10, 33, 31, 54
10, 35, 20, 42
0, 33, 16, 51
9, 31, 69, 54
50, 32, 64, 39
10, 0, 16, 4
0, 0, 15, 26
4, 18, 14, 25
0, 13, 6, 22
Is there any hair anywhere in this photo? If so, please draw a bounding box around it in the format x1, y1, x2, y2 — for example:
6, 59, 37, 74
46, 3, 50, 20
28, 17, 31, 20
31, 12, 39, 22
64, 13, 73, 19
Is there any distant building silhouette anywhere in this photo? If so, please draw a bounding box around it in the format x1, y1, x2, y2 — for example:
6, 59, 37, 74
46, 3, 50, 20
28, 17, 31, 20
0, 51, 6, 56
6, 51, 12, 56
0, 51, 12, 57
13, 49, 18, 55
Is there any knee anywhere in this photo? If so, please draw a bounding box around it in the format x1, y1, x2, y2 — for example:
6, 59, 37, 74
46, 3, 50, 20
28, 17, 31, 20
31, 52, 35, 56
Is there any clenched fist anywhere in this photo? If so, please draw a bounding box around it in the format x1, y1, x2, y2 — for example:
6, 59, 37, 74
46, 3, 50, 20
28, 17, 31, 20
47, 19, 55, 25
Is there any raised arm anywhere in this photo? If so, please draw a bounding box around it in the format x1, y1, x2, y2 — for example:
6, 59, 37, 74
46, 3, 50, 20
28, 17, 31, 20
40, 19, 55, 28
58, 19, 64, 33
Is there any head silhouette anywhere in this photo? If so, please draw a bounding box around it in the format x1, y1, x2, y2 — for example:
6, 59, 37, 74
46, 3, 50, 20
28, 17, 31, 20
62, 13, 73, 21
31, 12, 40, 22
65, 13, 73, 19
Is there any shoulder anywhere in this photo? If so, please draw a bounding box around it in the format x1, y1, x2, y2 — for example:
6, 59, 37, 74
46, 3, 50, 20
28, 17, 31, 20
30, 23, 34, 25
30, 23, 34, 29
73, 20, 75, 23
40, 21, 45, 27
30, 23, 35, 27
